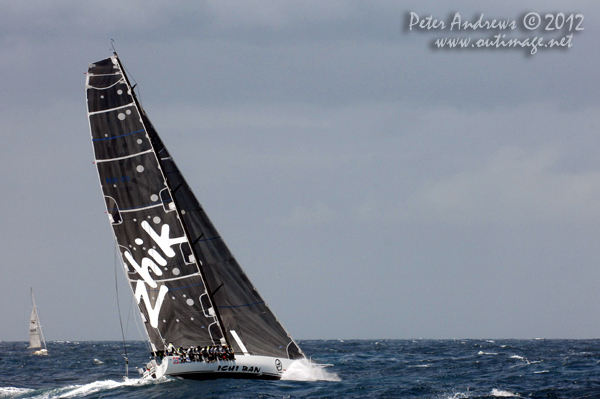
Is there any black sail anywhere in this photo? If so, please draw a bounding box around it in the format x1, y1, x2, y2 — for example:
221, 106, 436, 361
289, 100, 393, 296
86, 55, 304, 360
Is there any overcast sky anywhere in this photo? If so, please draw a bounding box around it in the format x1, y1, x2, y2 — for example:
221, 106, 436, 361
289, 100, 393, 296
1, 1, 600, 342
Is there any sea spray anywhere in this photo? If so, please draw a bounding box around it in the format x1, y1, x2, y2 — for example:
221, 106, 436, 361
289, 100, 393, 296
281, 359, 341, 381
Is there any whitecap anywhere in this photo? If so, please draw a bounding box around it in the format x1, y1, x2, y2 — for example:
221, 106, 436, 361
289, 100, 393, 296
42, 377, 170, 398
443, 392, 470, 399
490, 388, 520, 397
0, 387, 35, 396
93, 358, 104, 365
281, 359, 341, 382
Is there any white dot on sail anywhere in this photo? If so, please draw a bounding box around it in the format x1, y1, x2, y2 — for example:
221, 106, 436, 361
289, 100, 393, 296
180, 208, 185, 214
190, 317, 194, 321
186, 299, 194, 306
100, 95, 104, 99
137, 139, 142, 144
150, 194, 159, 202
126, 109, 131, 115
176, 319, 179, 322
136, 165, 144, 172
117, 89, 123, 95
135, 238, 143, 245
173, 268, 180, 275
153, 216, 161, 224
117, 113, 126, 120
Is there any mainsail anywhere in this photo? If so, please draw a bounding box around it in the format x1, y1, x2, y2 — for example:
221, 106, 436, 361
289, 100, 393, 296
28, 288, 47, 351
85, 54, 304, 361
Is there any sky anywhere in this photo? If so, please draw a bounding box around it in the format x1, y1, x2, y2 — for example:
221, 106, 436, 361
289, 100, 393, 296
1, 1, 600, 342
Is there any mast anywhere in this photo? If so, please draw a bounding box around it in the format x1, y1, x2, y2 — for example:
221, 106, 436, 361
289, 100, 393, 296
111, 53, 231, 349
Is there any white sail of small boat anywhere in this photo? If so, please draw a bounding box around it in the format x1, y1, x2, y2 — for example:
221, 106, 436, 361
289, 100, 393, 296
28, 288, 48, 355
85, 53, 310, 380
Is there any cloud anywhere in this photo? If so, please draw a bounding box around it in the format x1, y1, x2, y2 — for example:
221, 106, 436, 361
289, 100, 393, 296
402, 146, 600, 225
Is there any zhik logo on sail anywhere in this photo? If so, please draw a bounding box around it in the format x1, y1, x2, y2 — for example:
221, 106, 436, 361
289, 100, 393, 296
121, 220, 186, 328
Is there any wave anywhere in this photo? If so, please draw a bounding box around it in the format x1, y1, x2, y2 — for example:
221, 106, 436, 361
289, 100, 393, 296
490, 388, 520, 397
442, 392, 470, 399
0, 387, 35, 397
0, 377, 171, 399
281, 359, 341, 382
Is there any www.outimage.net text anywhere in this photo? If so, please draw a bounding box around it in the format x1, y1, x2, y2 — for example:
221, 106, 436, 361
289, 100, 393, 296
407, 12, 584, 54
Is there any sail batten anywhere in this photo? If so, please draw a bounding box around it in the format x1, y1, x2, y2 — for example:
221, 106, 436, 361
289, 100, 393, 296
87, 103, 135, 116
94, 149, 154, 163
86, 54, 305, 361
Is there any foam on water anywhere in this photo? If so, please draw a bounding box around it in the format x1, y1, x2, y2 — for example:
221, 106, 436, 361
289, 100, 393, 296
441, 392, 470, 399
490, 388, 519, 397
3, 377, 171, 399
54, 378, 157, 399
0, 387, 35, 397
281, 359, 341, 381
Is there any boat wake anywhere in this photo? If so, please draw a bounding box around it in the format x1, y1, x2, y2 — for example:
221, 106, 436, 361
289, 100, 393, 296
0, 377, 170, 398
281, 359, 341, 381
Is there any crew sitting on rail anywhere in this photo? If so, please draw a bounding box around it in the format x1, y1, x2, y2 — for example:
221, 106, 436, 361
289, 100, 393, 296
164, 344, 236, 362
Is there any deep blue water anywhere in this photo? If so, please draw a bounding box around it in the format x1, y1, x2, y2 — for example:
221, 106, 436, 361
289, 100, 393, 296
1, 340, 600, 398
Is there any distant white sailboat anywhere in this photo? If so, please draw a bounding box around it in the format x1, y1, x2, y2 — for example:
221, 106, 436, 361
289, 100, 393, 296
28, 288, 48, 356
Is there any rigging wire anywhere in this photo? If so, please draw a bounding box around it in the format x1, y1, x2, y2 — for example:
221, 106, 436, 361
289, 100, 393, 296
114, 245, 129, 377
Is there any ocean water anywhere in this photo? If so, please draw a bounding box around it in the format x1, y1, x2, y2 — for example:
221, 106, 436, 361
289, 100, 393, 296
1, 339, 599, 398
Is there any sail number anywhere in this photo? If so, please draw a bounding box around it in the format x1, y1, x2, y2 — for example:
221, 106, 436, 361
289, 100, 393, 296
106, 176, 130, 184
